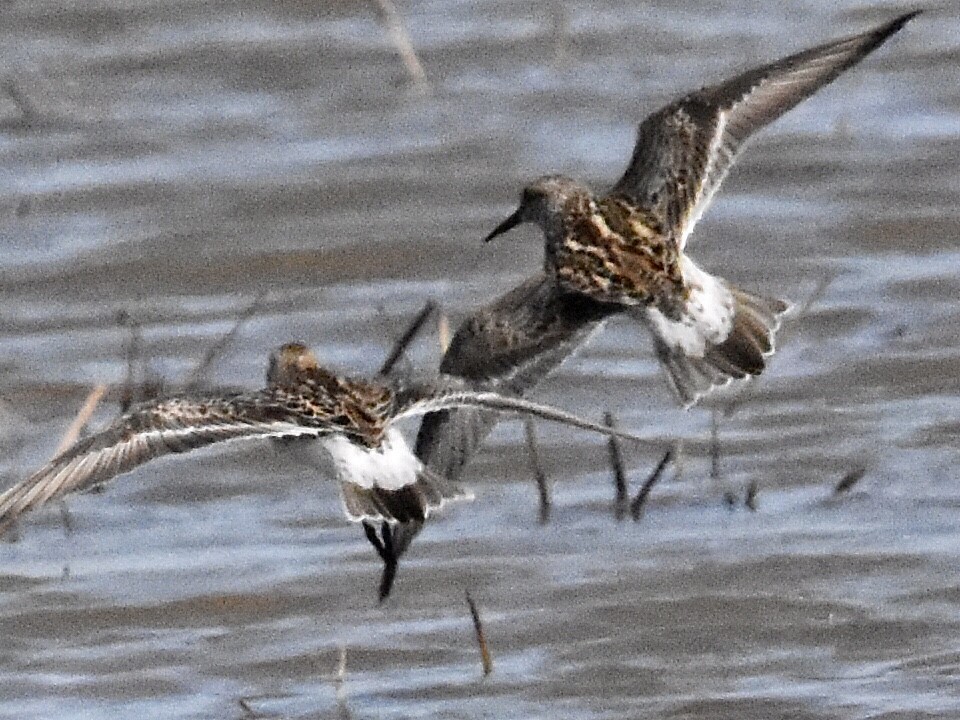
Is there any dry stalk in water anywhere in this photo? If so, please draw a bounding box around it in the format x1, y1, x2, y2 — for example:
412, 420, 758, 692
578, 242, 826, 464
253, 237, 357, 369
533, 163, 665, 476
465, 590, 493, 677
523, 417, 551, 524
631, 449, 671, 521
54, 384, 108, 456
368, 0, 430, 93
604, 411, 628, 520
378, 300, 437, 377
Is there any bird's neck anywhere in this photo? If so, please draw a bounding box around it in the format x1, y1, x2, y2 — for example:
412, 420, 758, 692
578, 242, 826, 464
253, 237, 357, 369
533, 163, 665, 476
544, 192, 597, 265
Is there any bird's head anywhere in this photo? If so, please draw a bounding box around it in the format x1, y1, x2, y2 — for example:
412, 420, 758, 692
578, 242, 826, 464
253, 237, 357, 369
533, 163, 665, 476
267, 342, 320, 386
484, 175, 590, 242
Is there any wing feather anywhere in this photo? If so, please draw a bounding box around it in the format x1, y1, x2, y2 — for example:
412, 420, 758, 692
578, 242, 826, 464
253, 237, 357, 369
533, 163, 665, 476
395, 383, 653, 446
0, 392, 329, 535
609, 12, 918, 249
378, 276, 620, 584
412, 273, 617, 481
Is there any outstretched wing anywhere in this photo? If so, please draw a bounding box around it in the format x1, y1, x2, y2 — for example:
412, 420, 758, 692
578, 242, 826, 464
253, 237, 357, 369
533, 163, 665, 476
394, 381, 652, 445
608, 11, 918, 250
371, 275, 620, 593
410, 273, 619, 480
0, 392, 328, 535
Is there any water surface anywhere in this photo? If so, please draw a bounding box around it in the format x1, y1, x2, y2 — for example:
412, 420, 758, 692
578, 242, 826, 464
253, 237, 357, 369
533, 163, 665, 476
1, 1, 958, 718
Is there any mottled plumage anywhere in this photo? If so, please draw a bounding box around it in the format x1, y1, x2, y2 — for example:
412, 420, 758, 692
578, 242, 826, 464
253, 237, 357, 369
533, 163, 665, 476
374, 14, 918, 596
485, 12, 917, 407
0, 343, 650, 537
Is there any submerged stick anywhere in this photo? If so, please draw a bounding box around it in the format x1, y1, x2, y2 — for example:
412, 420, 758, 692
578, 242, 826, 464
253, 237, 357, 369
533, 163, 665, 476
116, 310, 142, 413
834, 465, 867, 496
465, 590, 493, 677
368, 0, 430, 92
709, 407, 720, 482
523, 417, 551, 524
335, 643, 348, 705
1, 76, 41, 125
378, 300, 437, 377
237, 698, 257, 718
671, 439, 684, 484
604, 411, 628, 520
745, 479, 759, 511
630, 449, 671, 521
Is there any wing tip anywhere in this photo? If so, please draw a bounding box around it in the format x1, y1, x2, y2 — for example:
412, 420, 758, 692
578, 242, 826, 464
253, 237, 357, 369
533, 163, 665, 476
887, 10, 922, 35
861, 11, 921, 52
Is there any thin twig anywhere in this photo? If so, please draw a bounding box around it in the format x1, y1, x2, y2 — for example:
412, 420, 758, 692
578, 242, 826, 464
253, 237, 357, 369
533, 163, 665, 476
744, 479, 759, 511
1, 76, 41, 125
465, 590, 493, 677
184, 293, 264, 391
709, 407, 720, 482
54, 384, 108, 456
604, 411, 628, 520
671, 439, 684, 483
116, 309, 142, 413
335, 644, 348, 705
237, 698, 257, 718
58, 500, 74, 536
630, 449, 671, 521
437, 310, 451, 354
368, 0, 430, 93
834, 465, 867, 496
795, 272, 835, 322
378, 300, 437, 377
523, 417, 550, 524
53, 384, 106, 543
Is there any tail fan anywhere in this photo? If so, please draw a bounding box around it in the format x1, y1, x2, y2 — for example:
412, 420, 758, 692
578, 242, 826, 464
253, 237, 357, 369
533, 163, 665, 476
646, 284, 790, 408
339, 466, 471, 524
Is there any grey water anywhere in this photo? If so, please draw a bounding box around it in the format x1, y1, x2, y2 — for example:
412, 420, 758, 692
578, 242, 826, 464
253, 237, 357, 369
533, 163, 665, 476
0, 1, 958, 718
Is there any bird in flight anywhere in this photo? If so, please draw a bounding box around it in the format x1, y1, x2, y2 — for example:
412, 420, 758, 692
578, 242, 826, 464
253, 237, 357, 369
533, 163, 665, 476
373, 12, 919, 596
0, 343, 651, 537
484, 11, 918, 408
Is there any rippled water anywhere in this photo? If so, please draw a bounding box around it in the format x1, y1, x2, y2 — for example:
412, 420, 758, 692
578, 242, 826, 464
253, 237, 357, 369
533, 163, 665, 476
1, 1, 958, 718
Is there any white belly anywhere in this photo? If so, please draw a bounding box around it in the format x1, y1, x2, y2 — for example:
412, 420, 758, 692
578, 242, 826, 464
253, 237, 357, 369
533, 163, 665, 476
320, 427, 422, 491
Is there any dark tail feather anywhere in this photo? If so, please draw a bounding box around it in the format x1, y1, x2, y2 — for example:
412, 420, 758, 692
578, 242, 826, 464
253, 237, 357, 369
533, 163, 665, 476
653, 286, 790, 408
340, 468, 471, 524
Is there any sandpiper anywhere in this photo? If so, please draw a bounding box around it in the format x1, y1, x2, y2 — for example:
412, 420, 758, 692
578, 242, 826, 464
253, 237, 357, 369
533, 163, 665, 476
484, 12, 918, 407
371, 13, 920, 596
0, 343, 649, 536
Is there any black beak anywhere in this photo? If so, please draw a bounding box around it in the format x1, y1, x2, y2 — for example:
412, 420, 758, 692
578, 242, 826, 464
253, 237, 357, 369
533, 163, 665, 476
483, 208, 523, 242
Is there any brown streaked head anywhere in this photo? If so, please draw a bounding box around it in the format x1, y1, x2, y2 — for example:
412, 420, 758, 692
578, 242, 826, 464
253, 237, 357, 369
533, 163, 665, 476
266, 342, 320, 385
484, 175, 591, 242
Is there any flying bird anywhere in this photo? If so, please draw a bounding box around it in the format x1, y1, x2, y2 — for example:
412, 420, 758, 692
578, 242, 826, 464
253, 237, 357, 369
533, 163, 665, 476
484, 12, 918, 407
0, 343, 650, 537
373, 12, 919, 596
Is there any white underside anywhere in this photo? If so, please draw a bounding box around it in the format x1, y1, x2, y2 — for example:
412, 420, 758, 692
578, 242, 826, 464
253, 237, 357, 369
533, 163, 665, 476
645, 257, 735, 357
320, 427, 421, 491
